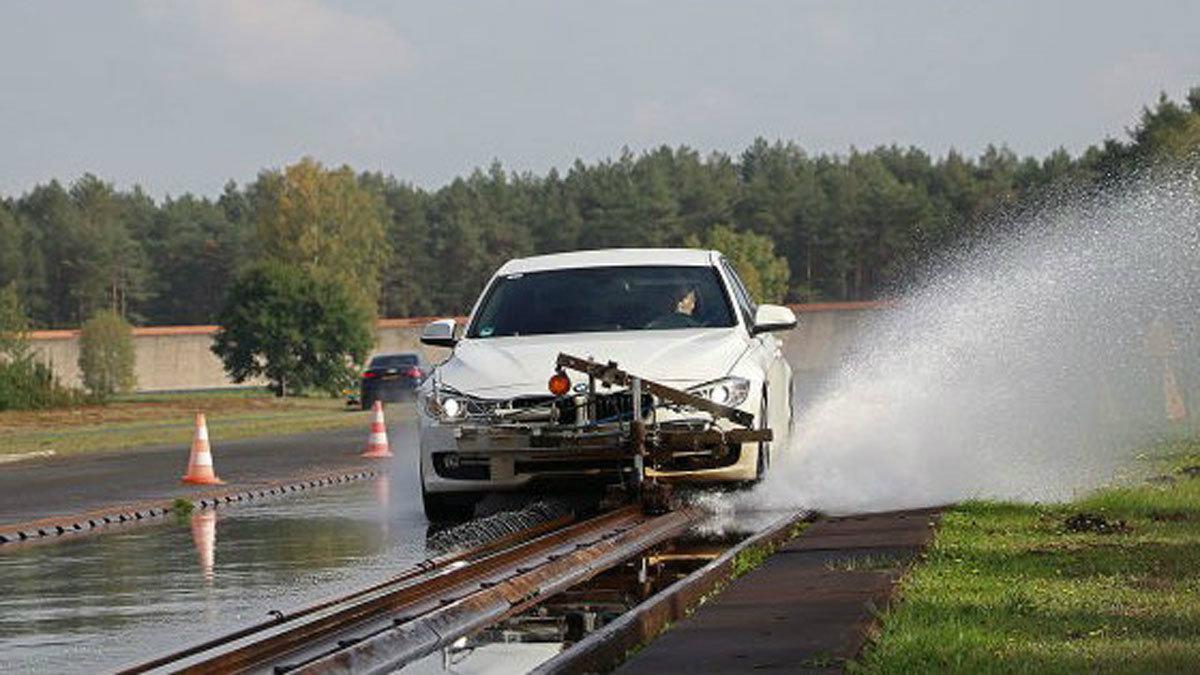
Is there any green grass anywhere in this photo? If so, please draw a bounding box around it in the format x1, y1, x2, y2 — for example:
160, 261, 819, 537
107, 388, 270, 403
731, 541, 776, 577
0, 389, 403, 458
852, 439, 1200, 674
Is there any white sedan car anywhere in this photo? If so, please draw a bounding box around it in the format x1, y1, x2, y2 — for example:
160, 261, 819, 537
416, 248, 796, 519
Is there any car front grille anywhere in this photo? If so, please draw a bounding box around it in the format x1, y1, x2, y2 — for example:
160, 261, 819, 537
452, 390, 654, 425
551, 391, 654, 423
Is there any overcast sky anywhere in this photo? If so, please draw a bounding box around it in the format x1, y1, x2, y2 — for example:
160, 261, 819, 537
1, 1, 1198, 198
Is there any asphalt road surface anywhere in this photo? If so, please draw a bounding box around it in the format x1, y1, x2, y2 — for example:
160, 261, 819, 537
0, 422, 417, 528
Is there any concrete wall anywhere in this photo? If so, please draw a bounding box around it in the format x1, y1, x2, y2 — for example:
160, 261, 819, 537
28, 326, 256, 392
28, 303, 887, 393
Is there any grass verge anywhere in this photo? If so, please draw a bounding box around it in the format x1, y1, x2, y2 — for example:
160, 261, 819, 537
852, 438, 1200, 674
0, 389, 390, 458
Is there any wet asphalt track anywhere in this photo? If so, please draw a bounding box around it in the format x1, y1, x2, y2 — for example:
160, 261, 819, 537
0, 421, 398, 527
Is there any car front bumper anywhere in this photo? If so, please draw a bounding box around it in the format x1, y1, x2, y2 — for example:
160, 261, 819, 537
419, 397, 763, 494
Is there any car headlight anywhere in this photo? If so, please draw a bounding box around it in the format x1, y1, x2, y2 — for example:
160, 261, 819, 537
422, 387, 467, 421
688, 377, 750, 408
440, 397, 463, 419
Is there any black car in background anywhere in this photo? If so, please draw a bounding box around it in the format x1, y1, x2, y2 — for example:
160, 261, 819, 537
359, 352, 429, 409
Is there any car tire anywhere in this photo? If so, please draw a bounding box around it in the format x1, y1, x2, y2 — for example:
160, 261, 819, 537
787, 374, 796, 442
755, 388, 771, 482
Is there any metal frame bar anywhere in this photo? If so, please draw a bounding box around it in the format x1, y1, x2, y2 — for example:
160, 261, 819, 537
554, 353, 756, 428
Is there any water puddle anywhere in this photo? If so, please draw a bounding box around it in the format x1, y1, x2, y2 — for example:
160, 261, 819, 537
0, 475, 428, 673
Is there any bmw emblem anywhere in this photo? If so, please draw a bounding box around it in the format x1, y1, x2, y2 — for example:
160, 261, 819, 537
573, 382, 588, 393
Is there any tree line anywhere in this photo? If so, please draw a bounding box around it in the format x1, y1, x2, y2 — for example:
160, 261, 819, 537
1, 88, 1198, 330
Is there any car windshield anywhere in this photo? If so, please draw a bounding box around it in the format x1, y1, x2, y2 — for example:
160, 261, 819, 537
369, 354, 419, 369
467, 265, 736, 339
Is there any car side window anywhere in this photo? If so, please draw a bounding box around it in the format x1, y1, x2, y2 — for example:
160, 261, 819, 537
719, 258, 756, 329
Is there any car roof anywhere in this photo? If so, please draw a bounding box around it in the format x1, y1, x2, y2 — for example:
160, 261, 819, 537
497, 248, 719, 275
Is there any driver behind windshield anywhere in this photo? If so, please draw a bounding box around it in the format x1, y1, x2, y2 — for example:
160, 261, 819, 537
647, 282, 703, 329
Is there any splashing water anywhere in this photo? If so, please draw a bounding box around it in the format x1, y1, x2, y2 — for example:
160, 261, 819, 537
753, 168, 1200, 515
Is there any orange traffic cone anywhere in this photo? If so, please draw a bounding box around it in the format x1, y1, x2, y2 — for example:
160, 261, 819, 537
362, 401, 393, 458
182, 413, 224, 485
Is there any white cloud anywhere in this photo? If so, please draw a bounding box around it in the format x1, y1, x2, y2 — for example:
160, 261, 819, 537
141, 0, 409, 86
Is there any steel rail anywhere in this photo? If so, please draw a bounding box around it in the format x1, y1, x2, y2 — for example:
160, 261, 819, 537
153, 506, 646, 674
118, 509, 577, 675
530, 509, 811, 675
296, 505, 704, 675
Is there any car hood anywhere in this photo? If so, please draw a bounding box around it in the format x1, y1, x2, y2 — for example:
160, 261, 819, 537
435, 328, 750, 398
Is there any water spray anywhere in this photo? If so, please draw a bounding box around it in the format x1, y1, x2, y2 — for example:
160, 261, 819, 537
753, 167, 1200, 514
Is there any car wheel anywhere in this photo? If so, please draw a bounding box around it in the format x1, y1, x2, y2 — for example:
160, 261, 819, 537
787, 374, 796, 442
755, 388, 770, 482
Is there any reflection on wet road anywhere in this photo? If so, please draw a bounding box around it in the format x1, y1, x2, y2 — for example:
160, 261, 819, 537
0, 474, 428, 673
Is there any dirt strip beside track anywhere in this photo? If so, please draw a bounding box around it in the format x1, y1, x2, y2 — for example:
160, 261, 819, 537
614, 508, 942, 674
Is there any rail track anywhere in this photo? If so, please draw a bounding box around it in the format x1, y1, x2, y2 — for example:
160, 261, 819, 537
123, 504, 706, 675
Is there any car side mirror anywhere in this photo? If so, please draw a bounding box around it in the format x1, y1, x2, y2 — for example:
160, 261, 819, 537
420, 318, 458, 348
751, 304, 797, 335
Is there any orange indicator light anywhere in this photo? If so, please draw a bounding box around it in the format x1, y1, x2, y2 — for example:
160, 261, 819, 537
548, 372, 571, 397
